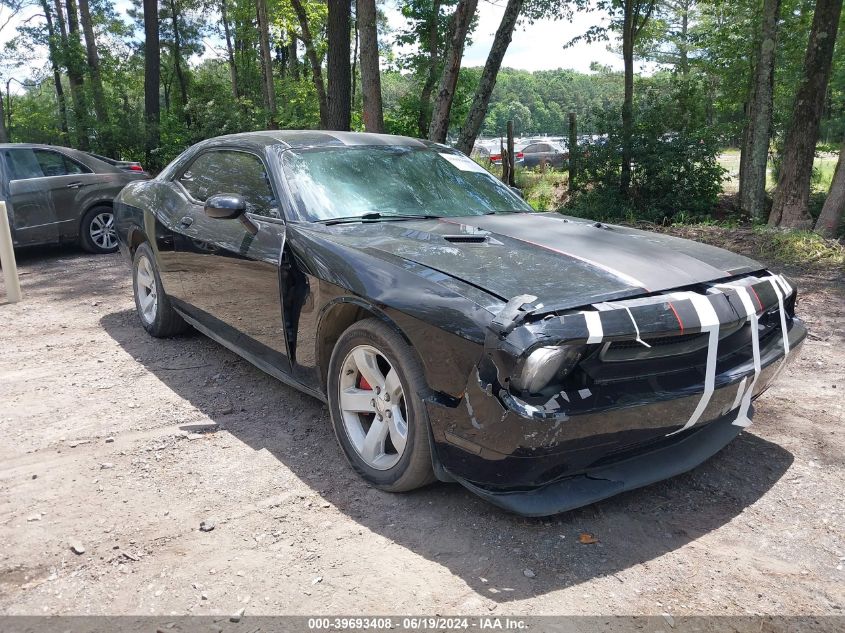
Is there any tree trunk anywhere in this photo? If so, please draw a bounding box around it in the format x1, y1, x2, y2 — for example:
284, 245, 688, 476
143, 0, 160, 167
351, 12, 358, 109
455, 0, 522, 155
78, 0, 113, 155
568, 111, 577, 192
357, 0, 384, 133
769, 0, 843, 227
619, 0, 655, 195
0, 90, 7, 143
620, 0, 634, 195
814, 140, 845, 236
220, 0, 238, 100
291, 0, 327, 127
739, 0, 780, 220
678, 3, 689, 77
326, 0, 352, 131
416, 0, 441, 138
429, 0, 477, 143
287, 40, 299, 80
168, 0, 190, 125
256, 0, 277, 127
40, 0, 70, 144
737, 45, 759, 194
59, 0, 90, 150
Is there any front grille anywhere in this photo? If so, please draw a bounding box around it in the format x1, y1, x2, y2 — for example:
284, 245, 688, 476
599, 321, 745, 363
581, 319, 782, 385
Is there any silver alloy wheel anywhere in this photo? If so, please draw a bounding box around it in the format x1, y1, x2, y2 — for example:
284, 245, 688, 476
338, 344, 409, 470
89, 212, 117, 250
135, 254, 158, 325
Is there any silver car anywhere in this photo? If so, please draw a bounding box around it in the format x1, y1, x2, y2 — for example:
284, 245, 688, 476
0, 143, 148, 253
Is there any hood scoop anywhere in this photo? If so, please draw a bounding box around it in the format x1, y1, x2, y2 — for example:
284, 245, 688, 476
443, 234, 502, 246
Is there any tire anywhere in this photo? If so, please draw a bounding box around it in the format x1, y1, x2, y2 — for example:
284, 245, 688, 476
327, 318, 436, 492
132, 242, 188, 338
80, 205, 119, 254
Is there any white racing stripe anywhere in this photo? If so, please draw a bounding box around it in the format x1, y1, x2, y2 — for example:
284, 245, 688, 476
583, 311, 604, 344
667, 292, 721, 435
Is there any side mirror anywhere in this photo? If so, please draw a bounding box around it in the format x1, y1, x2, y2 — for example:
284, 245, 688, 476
205, 194, 246, 219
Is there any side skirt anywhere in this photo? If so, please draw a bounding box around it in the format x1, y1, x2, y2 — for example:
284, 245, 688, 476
174, 307, 327, 403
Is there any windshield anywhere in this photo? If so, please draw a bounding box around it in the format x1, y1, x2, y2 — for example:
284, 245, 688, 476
281, 145, 533, 221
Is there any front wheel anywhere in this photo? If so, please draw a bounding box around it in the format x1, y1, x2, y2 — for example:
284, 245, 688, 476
132, 242, 188, 337
327, 318, 436, 492
80, 206, 119, 253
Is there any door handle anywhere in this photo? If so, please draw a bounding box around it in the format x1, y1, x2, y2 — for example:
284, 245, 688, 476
179, 216, 194, 227
66, 182, 82, 189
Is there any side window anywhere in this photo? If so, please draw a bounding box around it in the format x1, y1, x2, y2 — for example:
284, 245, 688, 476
24, 150, 91, 178
4, 149, 43, 180
35, 150, 68, 177
522, 144, 540, 154
179, 150, 279, 218
179, 153, 217, 201
58, 153, 90, 175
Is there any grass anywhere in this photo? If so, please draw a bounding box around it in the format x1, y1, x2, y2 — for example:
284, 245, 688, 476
654, 222, 845, 270
718, 149, 839, 194
755, 226, 845, 266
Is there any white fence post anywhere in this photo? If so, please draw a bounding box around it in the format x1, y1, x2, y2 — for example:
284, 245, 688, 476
0, 200, 22, 303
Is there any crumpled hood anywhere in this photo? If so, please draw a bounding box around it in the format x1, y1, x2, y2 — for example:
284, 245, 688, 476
319, 212, 763, 310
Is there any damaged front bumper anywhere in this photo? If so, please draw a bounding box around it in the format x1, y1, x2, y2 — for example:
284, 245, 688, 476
426, 272, 807, 516
456, 406, 753, 517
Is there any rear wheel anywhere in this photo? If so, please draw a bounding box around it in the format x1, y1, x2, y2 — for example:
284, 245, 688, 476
80, 206, 118, 254
327, 318, 435, 492
132, 242, 188, 337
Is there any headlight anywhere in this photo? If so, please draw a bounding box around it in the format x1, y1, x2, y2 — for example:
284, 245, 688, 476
510, 345, 584, 394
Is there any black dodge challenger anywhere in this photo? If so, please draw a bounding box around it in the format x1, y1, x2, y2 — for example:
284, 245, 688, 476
114, 131, 806, 516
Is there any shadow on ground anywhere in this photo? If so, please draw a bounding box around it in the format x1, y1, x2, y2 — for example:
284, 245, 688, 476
100, 307, 793, 603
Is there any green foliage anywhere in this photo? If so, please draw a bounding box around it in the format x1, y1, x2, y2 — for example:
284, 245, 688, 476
567, 75, 726, 223
1, 0, 842, 235
515, 170, 568, 211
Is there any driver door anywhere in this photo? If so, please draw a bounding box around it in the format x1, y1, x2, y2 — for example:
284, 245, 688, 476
170, 149, 291, 373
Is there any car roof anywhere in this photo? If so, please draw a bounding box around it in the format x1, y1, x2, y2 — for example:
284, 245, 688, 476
0, 143, 122, 173
196, 130, 439, 151
0, 142, 76, 151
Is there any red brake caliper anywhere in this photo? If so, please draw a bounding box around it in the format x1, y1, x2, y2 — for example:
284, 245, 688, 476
357, 374, 372, 390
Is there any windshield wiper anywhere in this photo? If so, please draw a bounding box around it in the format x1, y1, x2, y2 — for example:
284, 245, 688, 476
319, 212, 443, 226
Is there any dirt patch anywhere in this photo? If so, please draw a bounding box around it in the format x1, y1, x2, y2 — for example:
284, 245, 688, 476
0, 242, 843, 616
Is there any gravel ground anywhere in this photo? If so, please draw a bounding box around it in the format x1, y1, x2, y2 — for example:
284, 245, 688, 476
0, 239, 843, 616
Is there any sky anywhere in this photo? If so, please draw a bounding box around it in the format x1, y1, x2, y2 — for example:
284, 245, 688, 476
386, 1, 638, 74
0, 0, 642, 93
